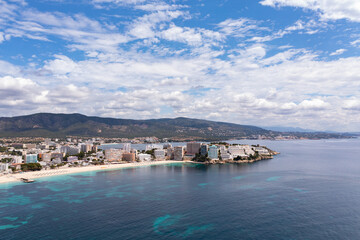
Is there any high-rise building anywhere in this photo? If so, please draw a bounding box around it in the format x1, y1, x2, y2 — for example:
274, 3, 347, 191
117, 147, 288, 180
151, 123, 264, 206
0, 163, 9, 172
51, 153, 64, 160
166, 147, 174, 160
92, 145, 98, 153
174, 146, 184, 161
41, 153, 52, 162
186, 142, 201, 155
200, 144, 208, 156
25, 154, 38, 163
81, 144, 92, 153
122, 143, 131, 153
122, 152, 136, 162
208, 145, 218, 160
105, 149, 123, 162
154, 149, 165, 160
60, 146, 80, 155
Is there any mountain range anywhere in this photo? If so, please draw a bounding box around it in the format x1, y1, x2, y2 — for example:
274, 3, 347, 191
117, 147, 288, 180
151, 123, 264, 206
0, 113, 271, 140
0, 113, 352, 140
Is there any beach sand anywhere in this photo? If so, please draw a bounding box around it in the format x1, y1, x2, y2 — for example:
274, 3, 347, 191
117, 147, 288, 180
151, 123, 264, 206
0, 161, 183, 184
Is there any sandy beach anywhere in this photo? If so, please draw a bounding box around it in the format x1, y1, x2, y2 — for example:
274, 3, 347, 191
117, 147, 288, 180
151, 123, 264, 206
0, 161, 184, 184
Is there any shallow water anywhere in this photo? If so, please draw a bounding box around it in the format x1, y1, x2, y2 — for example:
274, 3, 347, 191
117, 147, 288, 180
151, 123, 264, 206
1, 139, 360, 239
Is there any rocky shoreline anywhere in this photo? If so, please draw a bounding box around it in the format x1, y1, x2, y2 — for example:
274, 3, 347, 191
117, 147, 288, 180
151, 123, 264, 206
192, 147, 280, 165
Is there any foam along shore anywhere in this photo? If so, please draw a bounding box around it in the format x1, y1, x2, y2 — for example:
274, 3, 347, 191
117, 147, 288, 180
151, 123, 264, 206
0, 161, 183, 184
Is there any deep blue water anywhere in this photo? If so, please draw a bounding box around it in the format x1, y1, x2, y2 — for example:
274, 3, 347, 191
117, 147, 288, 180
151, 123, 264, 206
1, 139, 360, 239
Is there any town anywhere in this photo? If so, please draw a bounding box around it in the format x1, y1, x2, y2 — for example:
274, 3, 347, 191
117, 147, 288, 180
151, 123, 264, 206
0, 137, 278, 176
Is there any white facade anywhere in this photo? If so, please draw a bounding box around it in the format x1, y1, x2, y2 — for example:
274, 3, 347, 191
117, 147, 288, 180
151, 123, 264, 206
138, 154, 152, 162
228, 146, 247, 157
242, 145, 255, 155
123, 143, 131, 153
0, 163, 10, 172
145, 144, 162, 151
13, 156, 23, 164
220, 153, 233, 160
60, 146, 80, 155
81, 144, 92, 153
253, 147, 270, 155
42, 153, 52, 162
154, 149, 165, 160
96, 151, 104, 159
52, 158, 62, 164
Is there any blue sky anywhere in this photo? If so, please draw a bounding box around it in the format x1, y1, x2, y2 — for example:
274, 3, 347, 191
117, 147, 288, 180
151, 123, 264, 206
1, 0, 360, 131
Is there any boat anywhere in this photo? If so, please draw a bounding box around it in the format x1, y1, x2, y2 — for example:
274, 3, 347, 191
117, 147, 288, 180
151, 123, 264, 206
20, 178, 35, 183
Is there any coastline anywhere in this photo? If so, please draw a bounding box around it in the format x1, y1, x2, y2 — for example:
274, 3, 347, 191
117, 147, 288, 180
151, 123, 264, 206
0, 161, 184, 185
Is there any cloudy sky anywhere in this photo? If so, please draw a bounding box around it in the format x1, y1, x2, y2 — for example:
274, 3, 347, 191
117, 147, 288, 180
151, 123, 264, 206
1, 0, 360, 131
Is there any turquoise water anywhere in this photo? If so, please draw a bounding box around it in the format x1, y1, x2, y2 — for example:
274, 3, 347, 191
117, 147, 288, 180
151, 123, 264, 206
1, 139, 360, 239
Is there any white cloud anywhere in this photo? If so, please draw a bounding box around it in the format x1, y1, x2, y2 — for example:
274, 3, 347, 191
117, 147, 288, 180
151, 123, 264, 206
260, 0, 360, 22
134, 3, 187, 11
299, 99, 329, 110
127, 10, 185, 39
159, 24, 223, 46
330, 49, 347, 56
343, 98, 360, 111
43, 55, 78, 75
249, 19, 326, 42
351, 39, 360, 47
0, 0, 359, 131
218, 18, 263, 37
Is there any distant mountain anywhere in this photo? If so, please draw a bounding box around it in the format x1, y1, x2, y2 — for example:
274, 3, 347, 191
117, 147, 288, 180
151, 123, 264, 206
0, 113, 273, 140
263, 126, 316, 133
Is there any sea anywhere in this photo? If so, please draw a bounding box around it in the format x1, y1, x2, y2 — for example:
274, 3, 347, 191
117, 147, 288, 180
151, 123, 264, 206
1, 138, 360, 239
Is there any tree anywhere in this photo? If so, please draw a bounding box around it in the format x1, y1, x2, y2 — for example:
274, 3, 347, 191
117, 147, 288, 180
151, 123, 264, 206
77, 152, 85, 159
21, 163, 42, 172
0, 147, 7, 152
1, 158, 12, 163
145, 149, 155, 159
192, 153, 210, 162
233, 156, 242, 161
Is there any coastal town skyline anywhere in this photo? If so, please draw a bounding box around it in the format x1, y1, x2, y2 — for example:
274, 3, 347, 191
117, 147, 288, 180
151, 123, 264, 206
1, 0, 360, 131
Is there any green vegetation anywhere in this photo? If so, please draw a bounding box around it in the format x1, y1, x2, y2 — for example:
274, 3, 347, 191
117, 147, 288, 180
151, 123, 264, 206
210, 142, 228, 145
21, 163, 42, 171
250, 151, 259, 160
233, 156, 243, 161
76, 152, 85, 159
0, 158, 12, 163
0, 113, 272, 140
0, 113, 351, 139
0, 147, 7, 152
192, 153, 210, 162
91, 160, 104, 165
145, 149, 155, 158
10, 150, 22, 156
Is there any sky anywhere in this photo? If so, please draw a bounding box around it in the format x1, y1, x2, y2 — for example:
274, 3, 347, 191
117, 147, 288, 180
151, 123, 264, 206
0, 0, 360, 131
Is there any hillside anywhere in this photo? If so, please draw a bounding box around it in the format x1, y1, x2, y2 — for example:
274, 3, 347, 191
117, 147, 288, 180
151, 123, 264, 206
0, 113, 273, 140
